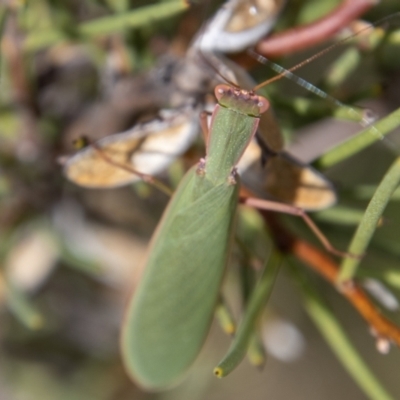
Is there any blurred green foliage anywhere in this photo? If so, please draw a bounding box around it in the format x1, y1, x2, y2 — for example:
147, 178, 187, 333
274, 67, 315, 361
1, 1, 400, 399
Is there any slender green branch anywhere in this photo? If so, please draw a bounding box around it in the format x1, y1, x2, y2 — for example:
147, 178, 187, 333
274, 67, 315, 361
313, 205, 369, 226
316, 108, 400, 169
214, 251, 281, 378
0, 271, 44, 330
300, 279, 395, 400
247, 332, 267, 369
215, 297, 236, 336
347, 185, 400, 201
339, 157, 400, 282
24, 1, 189, 52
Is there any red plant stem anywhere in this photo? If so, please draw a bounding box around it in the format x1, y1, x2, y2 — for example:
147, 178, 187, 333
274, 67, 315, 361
256, 0, 377, 58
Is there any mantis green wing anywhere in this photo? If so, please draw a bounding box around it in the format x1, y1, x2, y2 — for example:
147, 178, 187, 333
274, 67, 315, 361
121, 85, 268, 390
121, 167, 239, 389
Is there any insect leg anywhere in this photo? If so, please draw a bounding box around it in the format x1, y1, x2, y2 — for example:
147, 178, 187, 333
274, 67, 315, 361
242, 196, 358, 259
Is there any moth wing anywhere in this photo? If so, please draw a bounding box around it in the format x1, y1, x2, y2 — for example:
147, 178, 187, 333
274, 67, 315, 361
241, 151, 336, 211
63, 109, 198, 188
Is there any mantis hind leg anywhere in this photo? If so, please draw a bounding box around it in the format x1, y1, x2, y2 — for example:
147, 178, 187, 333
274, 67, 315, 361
241, 195, 358, 259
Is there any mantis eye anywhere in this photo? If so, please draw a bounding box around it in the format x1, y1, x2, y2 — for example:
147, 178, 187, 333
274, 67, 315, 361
257, 97, 269, 114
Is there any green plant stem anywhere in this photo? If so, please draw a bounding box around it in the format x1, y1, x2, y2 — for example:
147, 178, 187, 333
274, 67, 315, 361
300, 278, 395, 400
316, 108, 400, 169
214, 251, 280, 377
24, 1, 189, 52
0, 271, 44, 330
339, 157, 400, 282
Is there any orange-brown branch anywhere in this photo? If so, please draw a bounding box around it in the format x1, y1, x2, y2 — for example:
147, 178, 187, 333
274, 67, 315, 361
293, 240, 400, 346
239, 184, 400, 348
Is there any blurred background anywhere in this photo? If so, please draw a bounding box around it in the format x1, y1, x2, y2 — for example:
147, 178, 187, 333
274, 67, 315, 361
2, 0, 400, 399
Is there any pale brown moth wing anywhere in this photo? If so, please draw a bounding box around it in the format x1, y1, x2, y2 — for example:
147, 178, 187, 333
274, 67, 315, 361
63, 109, 198, 189
240, 151, 337, 211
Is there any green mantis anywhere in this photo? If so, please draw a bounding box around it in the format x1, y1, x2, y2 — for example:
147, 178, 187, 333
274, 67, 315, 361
121, 84, 270, 389
119, 41, 371, 391
61, 0, 398, 392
